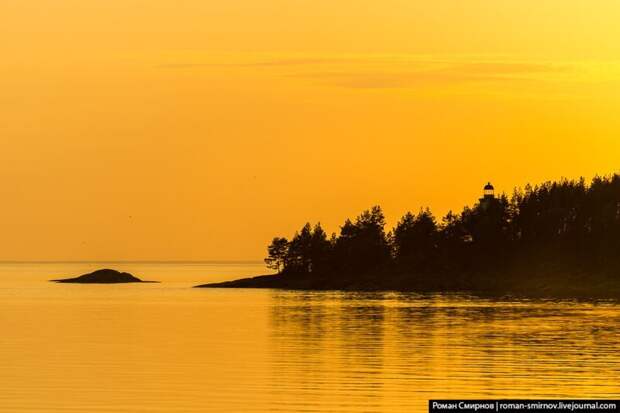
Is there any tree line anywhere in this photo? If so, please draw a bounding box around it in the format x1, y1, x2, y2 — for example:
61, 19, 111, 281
265, 175, 620, 281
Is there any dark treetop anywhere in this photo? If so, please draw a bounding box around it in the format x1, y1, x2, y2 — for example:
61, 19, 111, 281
201, 174, 620, 297
52, 268, 158, 283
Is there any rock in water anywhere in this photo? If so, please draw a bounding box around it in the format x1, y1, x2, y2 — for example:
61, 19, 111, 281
51, 268, 155, 283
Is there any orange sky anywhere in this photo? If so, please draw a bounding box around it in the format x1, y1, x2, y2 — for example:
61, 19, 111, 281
2, 0, 620, 260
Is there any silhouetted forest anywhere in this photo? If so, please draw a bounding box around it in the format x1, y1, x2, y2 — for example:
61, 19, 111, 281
255, 175, 620, 295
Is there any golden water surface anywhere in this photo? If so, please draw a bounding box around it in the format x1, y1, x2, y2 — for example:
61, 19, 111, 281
1, 263, 619, 412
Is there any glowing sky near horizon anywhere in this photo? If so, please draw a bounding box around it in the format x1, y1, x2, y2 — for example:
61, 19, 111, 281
2, 0, 620, 260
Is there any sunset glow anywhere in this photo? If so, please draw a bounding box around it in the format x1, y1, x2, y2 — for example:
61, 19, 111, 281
3, 0, 620, 260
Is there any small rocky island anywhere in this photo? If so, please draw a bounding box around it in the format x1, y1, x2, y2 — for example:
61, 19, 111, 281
51, 268, 157, 284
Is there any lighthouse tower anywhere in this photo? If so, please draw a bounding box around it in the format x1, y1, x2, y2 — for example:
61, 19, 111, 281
479, 182, 496, 210
483, 182, 495, 199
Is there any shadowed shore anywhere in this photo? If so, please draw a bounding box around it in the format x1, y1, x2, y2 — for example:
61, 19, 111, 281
194, 269, 620, 299
51, 268, 159, 284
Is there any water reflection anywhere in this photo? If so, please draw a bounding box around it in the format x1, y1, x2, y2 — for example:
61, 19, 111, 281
268, 292, 620, 411
1, 262, 619, 413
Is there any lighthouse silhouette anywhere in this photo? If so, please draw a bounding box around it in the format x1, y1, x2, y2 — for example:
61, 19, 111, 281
479, 182, 497, 211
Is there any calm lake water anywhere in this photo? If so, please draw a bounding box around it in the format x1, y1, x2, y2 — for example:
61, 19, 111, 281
1, 262, 619, 412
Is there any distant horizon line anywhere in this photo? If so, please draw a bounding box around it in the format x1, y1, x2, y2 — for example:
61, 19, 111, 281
0, 260, 265, 264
